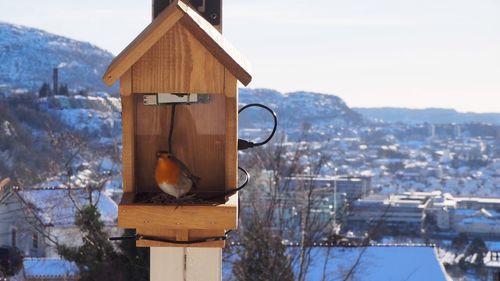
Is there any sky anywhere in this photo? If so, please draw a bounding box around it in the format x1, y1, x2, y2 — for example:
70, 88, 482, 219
0, 0, 499, 113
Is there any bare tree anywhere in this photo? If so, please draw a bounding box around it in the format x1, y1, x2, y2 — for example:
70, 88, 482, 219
230, 128, 340, 280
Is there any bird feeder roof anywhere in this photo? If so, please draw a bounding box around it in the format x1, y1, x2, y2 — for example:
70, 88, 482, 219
102, 0, 252, 87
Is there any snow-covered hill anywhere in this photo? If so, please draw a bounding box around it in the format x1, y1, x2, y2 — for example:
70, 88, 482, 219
239, 88, 364, 130
0, 22, 117, 93
0, 93, 121, 187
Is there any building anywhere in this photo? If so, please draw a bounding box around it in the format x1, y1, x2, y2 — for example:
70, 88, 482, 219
336, 176, 371, 201
454, 197, 500, 210
452, 209, 500, 236
348, 192, 432, 231
305, 246, 450, 281
285, 175, 371, 201
427, 192, 500, 236
0, 187, 118, 258
20, 258, 79, 281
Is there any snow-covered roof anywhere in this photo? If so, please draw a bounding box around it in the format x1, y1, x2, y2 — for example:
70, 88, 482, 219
15, 188, 117, 226
23, 258, 79, 278
306, 246, 450, 281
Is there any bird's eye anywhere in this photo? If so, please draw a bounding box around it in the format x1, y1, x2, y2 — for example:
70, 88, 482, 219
156, 150, 170, 158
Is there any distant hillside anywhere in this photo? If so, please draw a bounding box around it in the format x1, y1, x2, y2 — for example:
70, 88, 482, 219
354, 107, 500, 125
240, 88, 364, 129
0, 22, 117, 93
0, 94, 121, 185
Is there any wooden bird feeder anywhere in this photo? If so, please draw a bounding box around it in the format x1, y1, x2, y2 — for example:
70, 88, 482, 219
102, 0, 251, 248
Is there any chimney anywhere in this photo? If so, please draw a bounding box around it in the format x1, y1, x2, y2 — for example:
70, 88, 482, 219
152, 0, 222, 31
53, 67, 59, 95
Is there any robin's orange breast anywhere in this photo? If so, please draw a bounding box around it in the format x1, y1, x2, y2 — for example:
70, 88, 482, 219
155, 156, 180, 185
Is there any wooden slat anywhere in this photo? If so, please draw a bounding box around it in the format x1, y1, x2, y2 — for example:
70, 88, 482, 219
224, 70, 237, 192
136, 228, 226, 248
121, 70, 135, 193
137, 239, 224, 248
132, 23, 225, 94
176, 230, 189, 241
102, 2, 184, 86
118, 203, 237, 230
180, 11, 252, 86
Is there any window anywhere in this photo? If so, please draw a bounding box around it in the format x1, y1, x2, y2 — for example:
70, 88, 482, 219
11, 228, 16, 247
32, 232, 39, 249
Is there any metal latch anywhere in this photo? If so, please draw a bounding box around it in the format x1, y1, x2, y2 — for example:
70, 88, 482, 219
143, 93, 210, 106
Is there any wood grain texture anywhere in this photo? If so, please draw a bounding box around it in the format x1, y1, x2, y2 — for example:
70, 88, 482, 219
136, 228, 225, 248
103, 2, 184, 86
121, 70, 135, 193
118, 203, 237, 230
132, 23, 225, 94
134, 94, 226, 193
224, 70, 237, 192
137, 239, 224, 248
180, 7, 252, 85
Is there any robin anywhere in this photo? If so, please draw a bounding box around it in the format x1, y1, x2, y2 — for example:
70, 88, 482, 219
155, 152, 199, 199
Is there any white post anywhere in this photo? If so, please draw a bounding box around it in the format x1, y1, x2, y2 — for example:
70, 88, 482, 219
150, 247, 222, 281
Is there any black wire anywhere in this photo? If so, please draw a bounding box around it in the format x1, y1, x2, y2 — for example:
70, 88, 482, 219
205, 166, 250, 200
238, 103, 278, 150
168, 104, 177, 154
109, 234, 226, 245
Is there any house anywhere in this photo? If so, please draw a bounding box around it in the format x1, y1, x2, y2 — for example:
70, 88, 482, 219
306, 245, 450, 281
347, 192, 432, 232
452, 209, 500, 236
0, 187, 118, 258
18, 258, 79, 281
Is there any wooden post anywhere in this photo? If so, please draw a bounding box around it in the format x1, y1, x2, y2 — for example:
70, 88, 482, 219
150, 248, 222, 281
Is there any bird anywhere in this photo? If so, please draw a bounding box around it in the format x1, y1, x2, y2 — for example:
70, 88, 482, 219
155, 152, 199, 199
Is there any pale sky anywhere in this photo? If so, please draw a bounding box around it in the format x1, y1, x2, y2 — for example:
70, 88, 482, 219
0, 0, 499, 113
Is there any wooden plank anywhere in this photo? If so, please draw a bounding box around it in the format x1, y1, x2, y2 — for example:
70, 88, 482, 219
132, 23, 225, 94
186, 248, 222, 281
176, 230, 189, 241
150, 247, 221, 280
103, 2, 184, 86
121, 70, 135, 193
136, 228, 226, 248
118, 204, 237, 230
180, 9, 252, 85
224, 70, 237, 193
138, 239, 224, 248
150, 247, 185, 281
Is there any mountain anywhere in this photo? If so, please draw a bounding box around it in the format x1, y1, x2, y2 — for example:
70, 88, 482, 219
239, 88, 364, 128
354, 107, 500, 125
0, 22, 117, 93
0, 93, 121, 186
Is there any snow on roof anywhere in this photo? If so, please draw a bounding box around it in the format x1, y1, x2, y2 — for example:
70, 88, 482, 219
23, 258, 79, 278
16, 188, 117, 226
455, 196, 500, 204
306, 246, 450, 281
